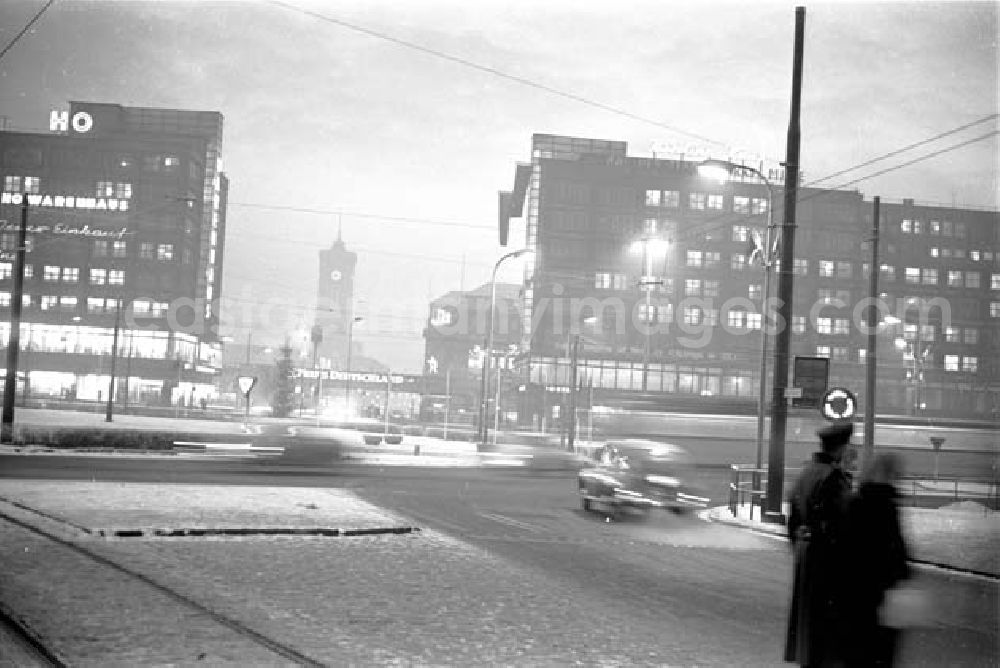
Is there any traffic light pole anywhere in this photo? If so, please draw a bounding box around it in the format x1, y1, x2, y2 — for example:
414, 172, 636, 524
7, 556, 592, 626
764, 6, 806, 525
1, 199, 29, 443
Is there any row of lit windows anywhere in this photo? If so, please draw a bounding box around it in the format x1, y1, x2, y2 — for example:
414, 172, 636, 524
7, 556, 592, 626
645, 189, 768, 215
822, 346, 979, 372
0, 237, 179, 263
902, 267, 1000, 289
0, 293, 169, 316
2, 176, 40, 194
928, 247, 994, 262
900, 219, 968, 238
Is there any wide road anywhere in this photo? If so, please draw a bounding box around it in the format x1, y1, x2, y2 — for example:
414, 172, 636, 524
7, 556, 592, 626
1, 454, 996, 667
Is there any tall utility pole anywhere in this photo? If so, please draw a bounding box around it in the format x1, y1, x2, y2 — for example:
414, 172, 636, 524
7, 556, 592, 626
1, 199, 29, 443
567, 335, 580, 452
764, 6, 806, 525
863, 196, 881, 471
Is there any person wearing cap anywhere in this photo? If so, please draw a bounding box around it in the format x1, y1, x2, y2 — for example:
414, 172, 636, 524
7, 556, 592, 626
784, 421, 854, 667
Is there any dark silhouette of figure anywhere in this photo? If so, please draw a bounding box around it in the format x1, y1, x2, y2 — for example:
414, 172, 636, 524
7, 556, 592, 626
845, 453, 911, 667
785, 422, 854, 667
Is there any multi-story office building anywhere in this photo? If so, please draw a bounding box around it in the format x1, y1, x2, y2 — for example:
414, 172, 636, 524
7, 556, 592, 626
0, 101, 228, 407
499, 134, 999, 422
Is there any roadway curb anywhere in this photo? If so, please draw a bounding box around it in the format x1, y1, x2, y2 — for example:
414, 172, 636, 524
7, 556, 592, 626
700, 506, 1000, 582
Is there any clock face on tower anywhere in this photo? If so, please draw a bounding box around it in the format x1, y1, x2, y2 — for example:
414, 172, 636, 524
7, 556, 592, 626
330, 270, 342, 281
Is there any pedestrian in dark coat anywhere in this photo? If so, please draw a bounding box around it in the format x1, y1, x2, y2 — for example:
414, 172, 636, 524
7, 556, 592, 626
785, 421, 854, 667
844, 452, 910, 667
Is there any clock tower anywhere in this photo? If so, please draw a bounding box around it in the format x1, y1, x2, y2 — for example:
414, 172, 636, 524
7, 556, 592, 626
314, 223, 358, 366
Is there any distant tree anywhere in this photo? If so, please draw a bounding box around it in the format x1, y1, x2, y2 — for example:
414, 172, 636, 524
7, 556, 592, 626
272, 343, 295, 418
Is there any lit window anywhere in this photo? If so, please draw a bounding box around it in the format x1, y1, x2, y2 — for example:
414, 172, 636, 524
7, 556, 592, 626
40, 295, 57, 310
921, 325, 934, 342
837, 262, 852, 279
96, 181, 114, 197
792, 316, 807, 334
818, 289, 833, 304
663, 191, 679, 207
922, 268, 937, 285
117, 155, 134, 169
992, 274, 1000, 290
3, 176, 21, 193
930, 247, 939, 258
164, 155, 180, 170
962, 356, 977, 373
966, 272, 980, 289
733, 196, 750, 214
749, 284, 762, 300
751, 198, 768, 215
944, 355, 960, 371
912, 220, 924, 234
947, 270, 963, 287
0, 292, 9, 307
834, 319, 850, 335
157, 244, 174, 261
638, 303, 658, 323
151, 301, 169, 317
819, 260, 835, 277
645, 190, 661, 206
817, 317, 833, 334
903, 323, 918, 342
746, 313, 762, 330
23, 265, 32, 279
90, 268, 107, 285
59, 296, 77, 309
112, 241, 127, 258
23, 177, 40, 194
930, 220, 940, 235
815, 346, 831, 358
727, 310, 745, 328
731, 254, 746, 271
133, 300, 151, 315
970, 250, 980, 261
704, 309, 719, 326
794, 258, 808, 275
900, 219, 912, 233
688, 192, 706, 210
612, 273, 627, 290
944, 326, 960, 343
594, 272, 610, 289
904, 267, 920, 284
0, 263, 10, 280
140, 242, 155, 259
61, 267, 79, 283
683, 306, 702, 325
964, 328, 978, 345
114, 182, 132, 199
732, 225, 750, 243
991, 302, 1000, 318
704, 251, 721, 268
686, 250, 703, 268
43, 265, 60, 282
707, 194, 724, 210
685, 279, 701, 296
108, 270, 125, 286
87, 297, 104, 313
703, 280, 720, 297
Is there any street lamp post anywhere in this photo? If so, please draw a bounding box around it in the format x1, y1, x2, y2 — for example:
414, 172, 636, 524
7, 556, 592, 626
344, 315, 363, 417
699, 159, 776, 474
478, 248, 532, 450
630, 238, 669, 392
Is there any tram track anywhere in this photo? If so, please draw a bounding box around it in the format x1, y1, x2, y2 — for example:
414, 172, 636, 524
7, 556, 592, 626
0, 509, 328, 667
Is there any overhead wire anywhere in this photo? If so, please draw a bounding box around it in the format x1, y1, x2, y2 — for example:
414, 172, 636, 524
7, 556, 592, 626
0, 0, 56, 62
266, 0, 729, 150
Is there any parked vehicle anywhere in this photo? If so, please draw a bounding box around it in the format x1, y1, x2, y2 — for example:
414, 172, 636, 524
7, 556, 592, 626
578, 439, 709, 515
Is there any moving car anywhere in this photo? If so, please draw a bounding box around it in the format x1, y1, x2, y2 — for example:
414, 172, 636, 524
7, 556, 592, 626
578, 439, 709, 515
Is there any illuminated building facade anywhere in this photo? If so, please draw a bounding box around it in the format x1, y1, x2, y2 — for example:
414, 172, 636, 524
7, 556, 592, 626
0, 101, 227, 407
500, 134, 999, 422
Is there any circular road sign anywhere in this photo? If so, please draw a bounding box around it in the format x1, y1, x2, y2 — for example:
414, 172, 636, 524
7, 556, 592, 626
820, 387, 857, 421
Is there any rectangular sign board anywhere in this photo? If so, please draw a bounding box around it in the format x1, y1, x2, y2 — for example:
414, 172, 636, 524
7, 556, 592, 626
792, 356, 829, 408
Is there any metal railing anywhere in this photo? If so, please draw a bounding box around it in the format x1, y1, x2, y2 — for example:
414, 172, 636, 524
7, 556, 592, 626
729, 464, 999, 520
